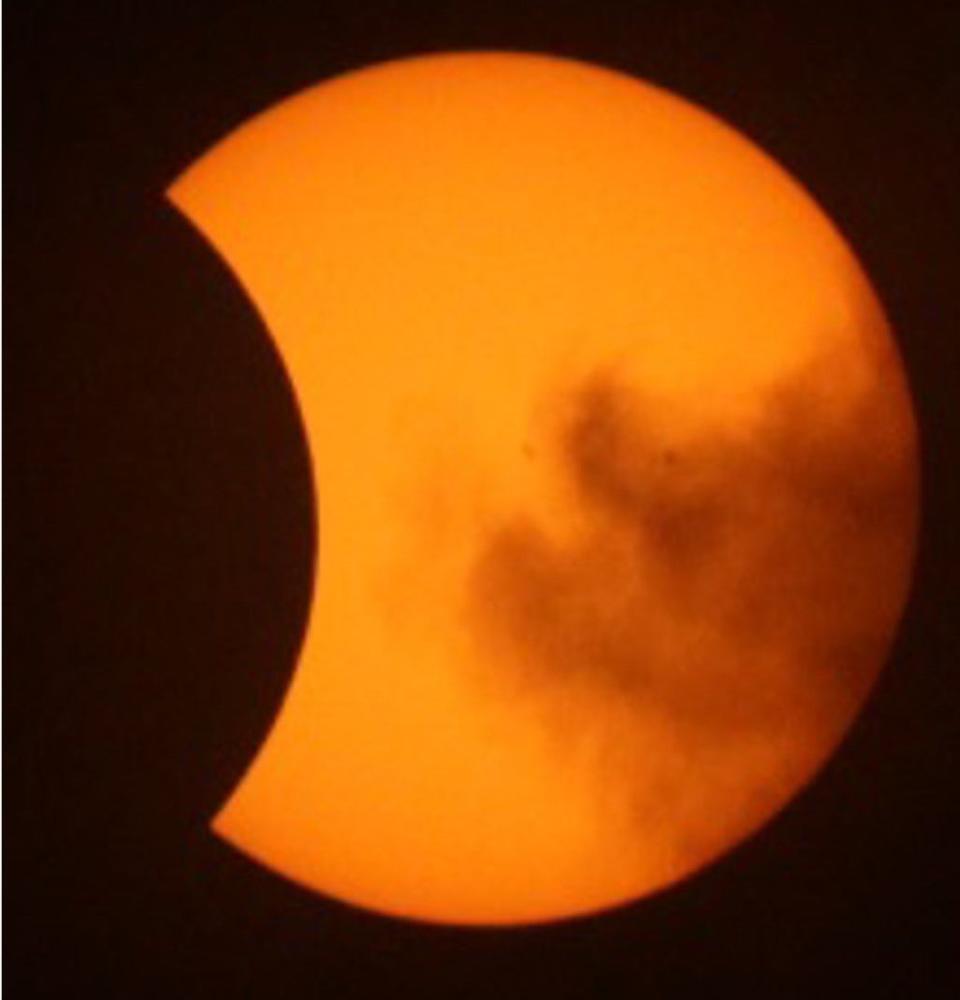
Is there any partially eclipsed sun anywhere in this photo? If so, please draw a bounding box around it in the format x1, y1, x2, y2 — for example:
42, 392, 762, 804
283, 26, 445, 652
169, 52, 918, 926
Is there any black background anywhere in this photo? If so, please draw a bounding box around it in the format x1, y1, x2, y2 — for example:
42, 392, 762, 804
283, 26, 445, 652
7, 2, 959, 996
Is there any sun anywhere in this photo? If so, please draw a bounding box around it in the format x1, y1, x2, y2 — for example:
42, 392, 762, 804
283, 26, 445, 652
169, 51, 918, 926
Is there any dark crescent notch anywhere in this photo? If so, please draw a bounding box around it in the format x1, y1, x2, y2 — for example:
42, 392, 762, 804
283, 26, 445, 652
9, 188, 321, 971
155, 197, 318, 823
26, 195, 317, 842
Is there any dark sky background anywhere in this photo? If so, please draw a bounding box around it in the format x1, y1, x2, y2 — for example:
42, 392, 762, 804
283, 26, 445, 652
7, 2, 959, 996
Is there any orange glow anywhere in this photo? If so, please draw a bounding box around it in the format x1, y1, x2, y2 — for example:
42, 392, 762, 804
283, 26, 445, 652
169, 52, 918, 926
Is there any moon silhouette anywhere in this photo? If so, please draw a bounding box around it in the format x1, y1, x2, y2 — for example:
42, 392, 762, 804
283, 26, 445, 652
168, 51, 918, 926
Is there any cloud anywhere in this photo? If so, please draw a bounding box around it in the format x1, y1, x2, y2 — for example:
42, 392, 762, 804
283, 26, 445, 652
462, 348, 916, 869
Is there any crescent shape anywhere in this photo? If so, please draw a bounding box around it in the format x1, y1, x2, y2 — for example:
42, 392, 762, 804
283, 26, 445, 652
168, 51, 918, 926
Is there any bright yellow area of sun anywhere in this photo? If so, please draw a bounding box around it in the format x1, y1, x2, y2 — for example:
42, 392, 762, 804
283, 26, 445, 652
169, 52, 917, 926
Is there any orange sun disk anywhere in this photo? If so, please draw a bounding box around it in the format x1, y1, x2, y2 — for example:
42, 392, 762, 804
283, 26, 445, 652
169, 52, 918, 926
